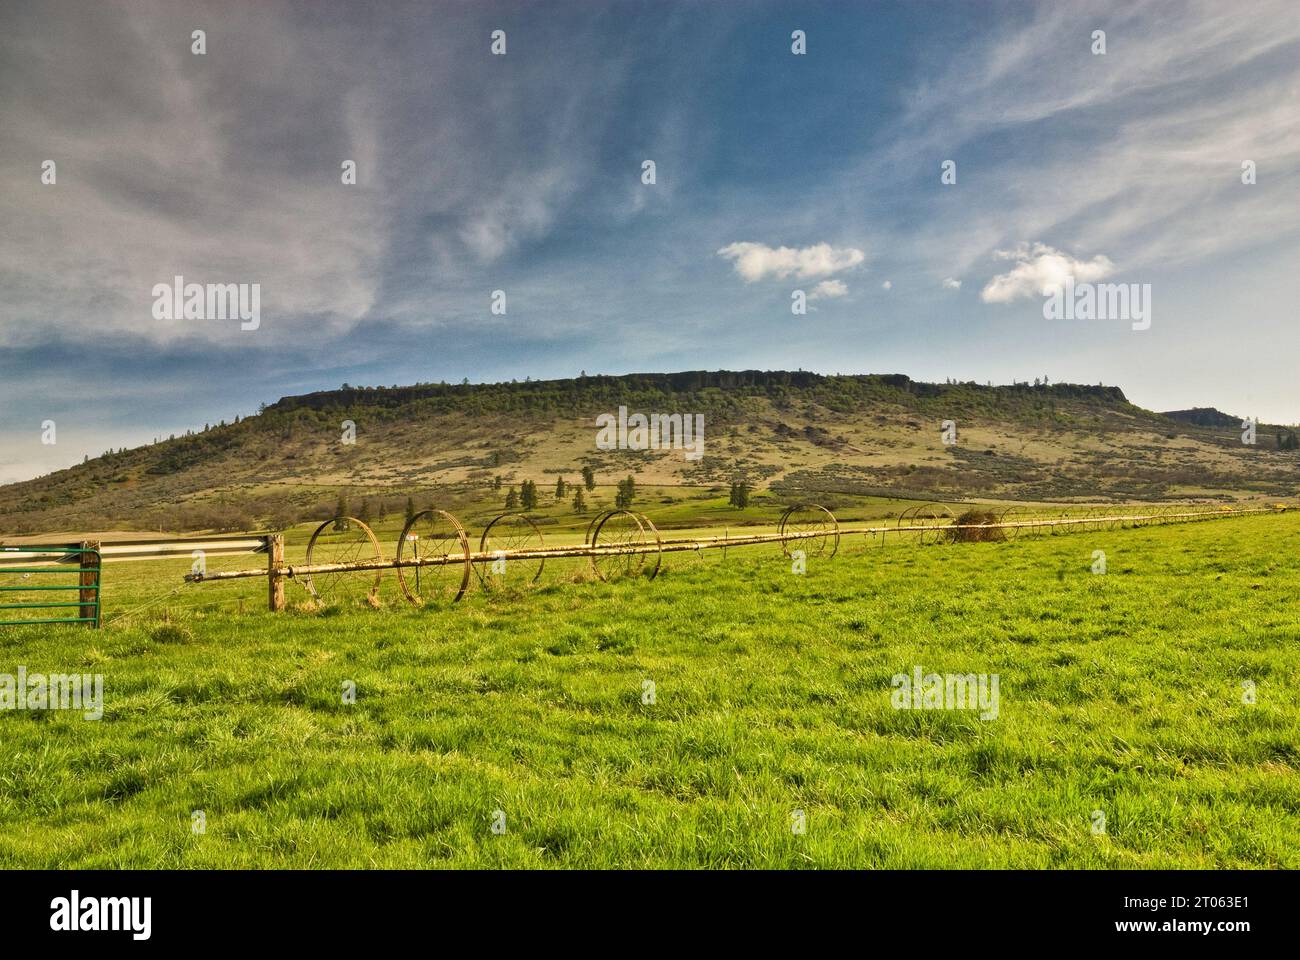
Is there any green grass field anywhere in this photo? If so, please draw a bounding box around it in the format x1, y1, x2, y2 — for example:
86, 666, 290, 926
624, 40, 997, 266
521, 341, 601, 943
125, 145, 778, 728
1, 510, 1297, 868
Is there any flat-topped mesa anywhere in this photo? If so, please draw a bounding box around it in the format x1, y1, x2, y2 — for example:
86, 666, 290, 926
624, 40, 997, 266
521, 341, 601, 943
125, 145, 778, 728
265, 371, 1129, 414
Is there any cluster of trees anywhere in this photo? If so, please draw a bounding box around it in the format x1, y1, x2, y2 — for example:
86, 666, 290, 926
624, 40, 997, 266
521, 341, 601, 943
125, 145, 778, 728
330, 493, 389, 528
615, 475, 636, 509
991, 377, 1054, 387
728, 480, 751, 508
327, 492, 454, 529
502, 466, 600, 512
522, 481, 539, 510
503, 471, 623, 512
1277, 430, 1299, 450
502, 480, 541, 511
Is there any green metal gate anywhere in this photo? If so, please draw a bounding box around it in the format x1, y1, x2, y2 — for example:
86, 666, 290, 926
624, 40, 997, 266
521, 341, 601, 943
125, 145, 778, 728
0, 543, 101, 627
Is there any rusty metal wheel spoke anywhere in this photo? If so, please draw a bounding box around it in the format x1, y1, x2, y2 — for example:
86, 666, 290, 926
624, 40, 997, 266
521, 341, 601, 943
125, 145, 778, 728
590, 510, 648, 581
998, 506, 1022, 541
634, 513, 664, 579
919, 506, 953, 545
476, 512, 545, 589
779, 504, 839, 559
304, 516, 384, 606
398, 509, 470, 604
1052, 511, 1068, 536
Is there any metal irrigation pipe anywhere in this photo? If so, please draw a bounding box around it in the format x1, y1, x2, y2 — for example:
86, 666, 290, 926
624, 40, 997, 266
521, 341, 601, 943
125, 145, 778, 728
186, 528, 830, 582
184, 506, 1268, 584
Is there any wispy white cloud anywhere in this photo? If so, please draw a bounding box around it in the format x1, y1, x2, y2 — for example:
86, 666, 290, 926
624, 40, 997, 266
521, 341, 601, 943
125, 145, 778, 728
0, 1, 662, 349
856, 0, 1300, 279
0, 3, 389, 348
717, 241, 864, 282
942, 277, 962, 290
809, 279, 849, 300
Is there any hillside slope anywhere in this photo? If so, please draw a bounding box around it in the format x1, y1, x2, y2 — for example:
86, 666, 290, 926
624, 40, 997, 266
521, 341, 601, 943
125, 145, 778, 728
1, 371, 1296, 532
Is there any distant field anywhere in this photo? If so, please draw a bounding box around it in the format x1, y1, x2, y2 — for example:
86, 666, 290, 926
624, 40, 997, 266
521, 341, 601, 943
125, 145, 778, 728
0, 510, 1296, 867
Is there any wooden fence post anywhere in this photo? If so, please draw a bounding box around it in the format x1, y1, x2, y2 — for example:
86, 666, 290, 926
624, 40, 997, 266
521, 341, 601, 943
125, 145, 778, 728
267, 534, 285, 612
79, 540, 101, 628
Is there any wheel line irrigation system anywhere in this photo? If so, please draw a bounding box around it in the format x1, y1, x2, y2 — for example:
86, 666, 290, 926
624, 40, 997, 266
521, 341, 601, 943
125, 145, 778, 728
179, 502, 1284, 612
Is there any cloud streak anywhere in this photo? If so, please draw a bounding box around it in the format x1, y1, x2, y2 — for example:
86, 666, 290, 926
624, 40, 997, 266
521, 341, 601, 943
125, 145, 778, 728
717, 242, 865, 282
809, 279, 849, 300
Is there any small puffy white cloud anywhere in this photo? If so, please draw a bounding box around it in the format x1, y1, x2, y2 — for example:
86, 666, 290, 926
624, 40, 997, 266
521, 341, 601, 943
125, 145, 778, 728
809, 279, 848, 300
942, 277, 962, 290
980, 242, 1114, 303
881, 280, 892, 290
717, 241, 865, 282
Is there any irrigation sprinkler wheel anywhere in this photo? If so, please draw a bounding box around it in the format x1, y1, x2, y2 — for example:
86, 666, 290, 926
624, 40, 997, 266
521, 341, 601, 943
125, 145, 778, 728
583, 509, 621, 547
917, 505, 954, 545
1082, 507, 1100, 533
893, 504, 925, 546
882, 512, 903, 547
589, 510, 648, 582
397, 509, 471, 604
476, 512, 545, 589
304, 516, 384, 606
779, 503, 840, 559
634, 513, 664, 580
894, 502, 935, 546
997, 506, 1022, 541
902, 502, 939, 545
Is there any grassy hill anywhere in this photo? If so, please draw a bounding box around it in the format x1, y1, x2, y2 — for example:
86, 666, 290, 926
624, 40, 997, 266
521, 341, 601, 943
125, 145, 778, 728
2, 371, 1297, 534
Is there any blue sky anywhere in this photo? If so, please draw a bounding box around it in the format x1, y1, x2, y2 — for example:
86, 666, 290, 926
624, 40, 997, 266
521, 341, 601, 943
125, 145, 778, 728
2, 0, 1298, 483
